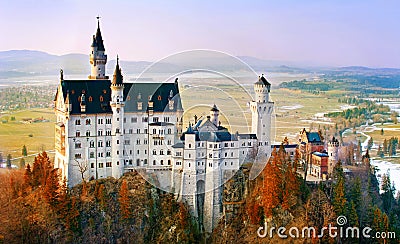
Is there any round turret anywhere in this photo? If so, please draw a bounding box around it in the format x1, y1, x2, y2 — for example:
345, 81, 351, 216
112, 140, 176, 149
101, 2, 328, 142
254, 74, 270, 103
210, 104, 219, 126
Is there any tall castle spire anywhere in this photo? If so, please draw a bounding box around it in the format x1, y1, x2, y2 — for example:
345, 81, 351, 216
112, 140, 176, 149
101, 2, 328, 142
112, 55, 123, 85
89, 16, 108, 79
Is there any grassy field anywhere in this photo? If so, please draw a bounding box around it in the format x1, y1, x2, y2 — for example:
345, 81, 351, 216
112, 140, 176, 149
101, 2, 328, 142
0, 108, 55, 166
181, 84, 346, 143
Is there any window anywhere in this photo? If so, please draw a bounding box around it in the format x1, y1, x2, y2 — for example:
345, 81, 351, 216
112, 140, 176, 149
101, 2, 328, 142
117, 140, 119, 144
90, 152, 95, 158
98, 152, 103, 157
137, 129, 141, 134
90, 141, 95, 148
167, 140, 171, 145
164, 117, 170, 122
123, 118, 126, 123
153, 117, 159, 122
137, 150, 140, 155
106, 151, 111, 157
98, 141, 103, 147
124, 140, 130, 145
106, 130, 111, 136
106, 140, 111, 147
99, 163, 104, 168
117, 150, 119, 155
144, 159, 148, 165
75, 120, 81, 125
86, 119, 91, 125
168, 160, 171, 165
167, 150, 171, 155
224, 143, 229, 147
98, 118, 103, 124
161, 160, 164, 165
106, 162, 111, 167
75, 154, 81, 159
130, 150, 133, 155
144, 129, 148, 134
136, 159, 140, 166
138, 102, 143, 110
98, 130, 103, 136
131, 117, 137, 123
160, 150, 164, 155
136, 139, 140, 145
152, 129, 157, 134
188, 144, 191, 148
106, 118, 112, 124
153, 160, 156, 165
144, 139, 148, 144
144, 149, 147, 155
231, 143, 234, 147
75, 142, 81, 149
129, 129, 133, 134
153, 150, 157, 155
91, 163, 94, 168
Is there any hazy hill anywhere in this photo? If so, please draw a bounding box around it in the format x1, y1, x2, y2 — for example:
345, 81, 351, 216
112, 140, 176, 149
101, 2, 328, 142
0, 50, 310, 79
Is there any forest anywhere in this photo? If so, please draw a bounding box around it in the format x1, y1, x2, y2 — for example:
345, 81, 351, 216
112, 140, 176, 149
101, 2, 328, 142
1, 148, 399, 243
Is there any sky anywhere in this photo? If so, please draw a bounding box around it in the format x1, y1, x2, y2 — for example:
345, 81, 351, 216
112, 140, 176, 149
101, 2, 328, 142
1, 0, 399, 68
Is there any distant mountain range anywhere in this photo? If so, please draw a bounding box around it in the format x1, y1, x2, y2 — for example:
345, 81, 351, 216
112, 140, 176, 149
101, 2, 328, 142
1, 50, 399, 79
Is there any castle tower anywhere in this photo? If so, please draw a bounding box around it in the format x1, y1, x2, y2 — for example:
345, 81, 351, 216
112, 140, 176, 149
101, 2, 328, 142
210, 104, 219, 126
327, 136, 339, 175
89, 17, 108, 79
250, 74, 274, 158
181, 125, 198, 217
110, 56, 125, 178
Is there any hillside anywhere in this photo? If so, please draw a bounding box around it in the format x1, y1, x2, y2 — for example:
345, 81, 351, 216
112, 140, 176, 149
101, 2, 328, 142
0, 152, 199, 243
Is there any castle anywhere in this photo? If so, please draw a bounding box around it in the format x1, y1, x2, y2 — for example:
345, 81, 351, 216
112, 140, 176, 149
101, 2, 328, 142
54, 19, 273, 233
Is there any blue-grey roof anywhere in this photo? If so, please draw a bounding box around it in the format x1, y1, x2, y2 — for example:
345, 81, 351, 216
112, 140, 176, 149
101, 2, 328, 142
307, 132, 322, 143
272, 144, 297, 149
57, 80, 182, 114
312, 152, 328, 157
238, 134, 257, 139
172, 142, 184, 148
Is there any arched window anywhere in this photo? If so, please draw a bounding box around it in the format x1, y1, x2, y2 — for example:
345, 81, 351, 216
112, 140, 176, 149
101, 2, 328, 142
153, 160, 156, 165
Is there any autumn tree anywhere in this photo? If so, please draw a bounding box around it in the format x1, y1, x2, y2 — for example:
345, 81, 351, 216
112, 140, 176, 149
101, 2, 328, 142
118, 180, 131, 221
43, 168, 61, 208
19, 158, 25, 168
367, 137, 374, 150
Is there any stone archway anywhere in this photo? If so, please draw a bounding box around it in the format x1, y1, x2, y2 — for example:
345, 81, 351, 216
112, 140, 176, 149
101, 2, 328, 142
196, 179, 205, 231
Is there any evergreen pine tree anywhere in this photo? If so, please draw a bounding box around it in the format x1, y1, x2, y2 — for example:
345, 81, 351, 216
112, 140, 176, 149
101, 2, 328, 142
6, 154, 12, 168
22, 145, 27, 157
347, 201, 359, 227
